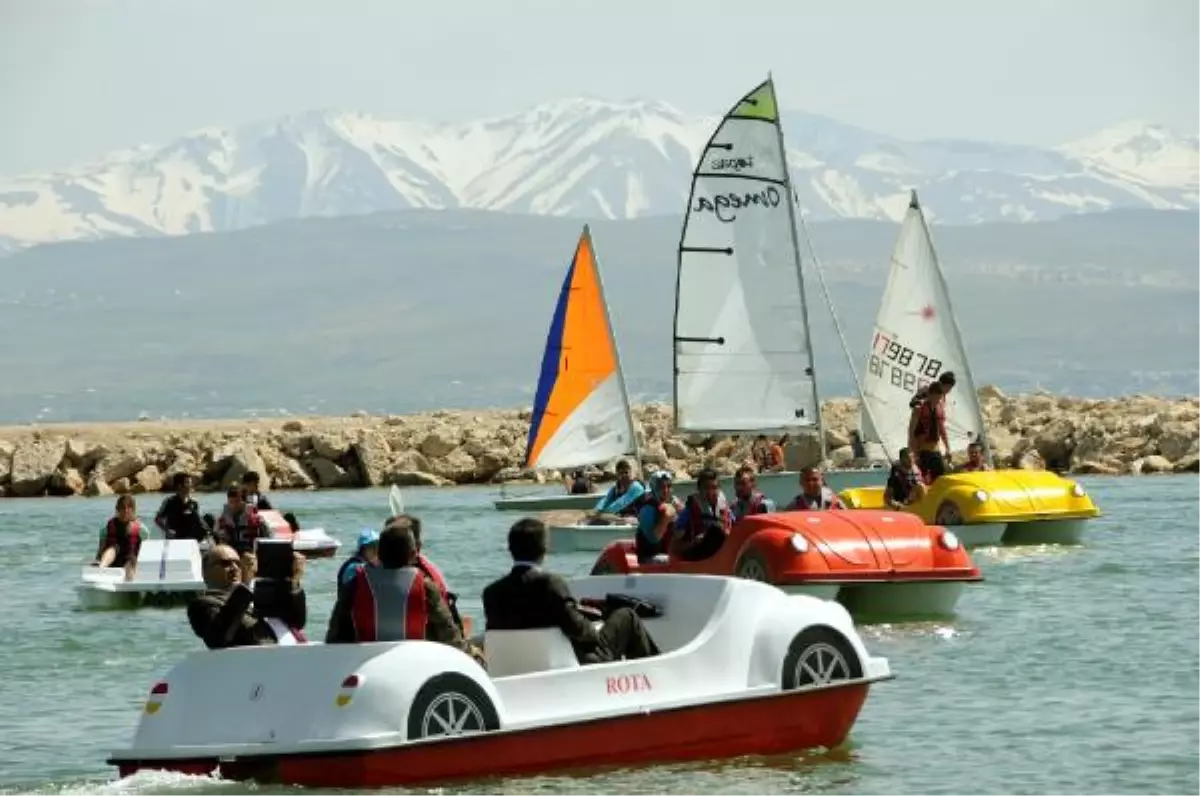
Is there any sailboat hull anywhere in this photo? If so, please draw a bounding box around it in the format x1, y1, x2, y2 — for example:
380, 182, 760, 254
494, 467, 887, 513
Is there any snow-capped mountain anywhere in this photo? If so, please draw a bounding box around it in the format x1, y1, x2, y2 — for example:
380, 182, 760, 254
0, 99, 1196, 253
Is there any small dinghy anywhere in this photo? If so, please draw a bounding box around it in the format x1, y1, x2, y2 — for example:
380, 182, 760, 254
543, 510, 639, 554
108, 574, 891, 788
259, 511, 340, 559
77, 540, 205, 610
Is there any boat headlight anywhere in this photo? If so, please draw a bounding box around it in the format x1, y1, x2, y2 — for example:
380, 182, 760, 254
1070, 483, 1085, 498
973, 489, 989, 503
790, 534, 810, 554
939, 530, 961, 551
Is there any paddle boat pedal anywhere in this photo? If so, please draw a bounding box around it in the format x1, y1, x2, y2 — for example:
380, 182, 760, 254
108, 575, 892, 788
839, 470, 1101, 547
77, 540, 205, 610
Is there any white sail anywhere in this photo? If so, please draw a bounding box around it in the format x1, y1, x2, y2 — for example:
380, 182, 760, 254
674, 78, 820, 434
859, 191, 988, 460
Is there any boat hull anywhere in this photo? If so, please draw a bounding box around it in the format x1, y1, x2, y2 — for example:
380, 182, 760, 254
496, 467, 887, 512
76, 586, 202, 611
1001, 517, 1087, 546
549, 523, 635, 553
112, 679, 876, 788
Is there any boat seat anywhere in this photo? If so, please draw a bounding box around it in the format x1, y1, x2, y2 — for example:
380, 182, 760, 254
484, 629, 581, 677
131, 540, 203, 583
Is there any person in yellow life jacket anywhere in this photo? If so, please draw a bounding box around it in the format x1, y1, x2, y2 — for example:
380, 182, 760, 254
92, 494, 144, 581
326, 522, 485, 667
956, 442, 991, 473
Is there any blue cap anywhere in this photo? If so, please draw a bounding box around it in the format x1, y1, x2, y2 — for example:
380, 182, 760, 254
356, 528, 380, 550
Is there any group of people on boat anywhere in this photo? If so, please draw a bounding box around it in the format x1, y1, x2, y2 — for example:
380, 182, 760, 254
883, 371, 993, 509
188, 514, 660, 669
91, 470, 298, 579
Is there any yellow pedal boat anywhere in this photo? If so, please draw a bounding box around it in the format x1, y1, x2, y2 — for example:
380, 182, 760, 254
838, 469, 1101, 547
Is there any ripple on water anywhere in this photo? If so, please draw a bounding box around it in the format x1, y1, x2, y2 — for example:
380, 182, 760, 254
0, 476, 1196, 794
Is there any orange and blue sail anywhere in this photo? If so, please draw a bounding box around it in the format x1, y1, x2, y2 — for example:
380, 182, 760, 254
524, 227, 636, 471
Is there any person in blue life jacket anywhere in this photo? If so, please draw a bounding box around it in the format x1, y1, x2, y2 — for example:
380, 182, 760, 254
591, 459, 646, 519
635, 470, 682, 563
731, 465, 776, 521
336, 528, 381, 591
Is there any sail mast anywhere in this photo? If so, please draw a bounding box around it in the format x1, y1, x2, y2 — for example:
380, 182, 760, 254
911, 191, 993, 467
586, 224, 645, 476
770, 73, 828, 461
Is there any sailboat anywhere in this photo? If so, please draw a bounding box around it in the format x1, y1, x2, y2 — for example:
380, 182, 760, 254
840, 191, 1100, 546
672, 75, 885, 507
492, 228, 645, 548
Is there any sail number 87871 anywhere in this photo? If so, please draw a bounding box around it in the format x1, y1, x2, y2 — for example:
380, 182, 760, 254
868, 332, 943, 394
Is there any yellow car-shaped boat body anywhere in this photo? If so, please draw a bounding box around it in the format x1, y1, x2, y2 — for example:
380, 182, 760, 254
838, 469, 1101, 548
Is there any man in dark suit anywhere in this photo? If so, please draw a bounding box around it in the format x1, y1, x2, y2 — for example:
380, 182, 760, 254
482, 518, 660, 665
188, 544, 307, 649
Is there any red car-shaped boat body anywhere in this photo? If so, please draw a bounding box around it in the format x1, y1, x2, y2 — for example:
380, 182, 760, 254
590, 509, 982, 620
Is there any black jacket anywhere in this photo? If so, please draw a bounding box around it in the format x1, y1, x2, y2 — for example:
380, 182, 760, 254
481, 565, 604, 663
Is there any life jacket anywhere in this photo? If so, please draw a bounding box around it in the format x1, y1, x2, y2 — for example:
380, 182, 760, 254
732, 490, 769, 522
790, 487, 840, 511
351, 565, 427, 643
680, 493, 731, 543
912, 400, 942, 445
219, 506, 263, 554
102, 518, 143, 568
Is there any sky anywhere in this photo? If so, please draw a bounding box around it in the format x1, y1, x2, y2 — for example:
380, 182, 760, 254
0, 0, 1196, 175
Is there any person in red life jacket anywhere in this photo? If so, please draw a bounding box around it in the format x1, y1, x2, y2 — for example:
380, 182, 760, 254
673, 468, 732, 562
884, 448, 927, 509
908, 371, 958, 412
216, 487, 268, 555
188, 543, 307, 649
483, 518, 660, 665
956, 442, 991, 473
92, 494, 144, 580
731, 465, 777, 521
382, 513, 466, 632
909, 380, 953, 482
786, 467, 846, 511
326, 523, 484, 665
634, 470, 682, 564
240, 470, 274, 511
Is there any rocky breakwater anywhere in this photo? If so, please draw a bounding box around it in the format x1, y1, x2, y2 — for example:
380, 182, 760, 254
0, 389, 1196, 499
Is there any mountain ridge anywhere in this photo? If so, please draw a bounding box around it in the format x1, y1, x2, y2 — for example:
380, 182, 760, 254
1, 98, 1196, 255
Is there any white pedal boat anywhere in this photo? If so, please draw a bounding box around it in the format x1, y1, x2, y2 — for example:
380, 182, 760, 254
77, 540, 205, 611
108, 574, 892, 788
546, 514, 639, 554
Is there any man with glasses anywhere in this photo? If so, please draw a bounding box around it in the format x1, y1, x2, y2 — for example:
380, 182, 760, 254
731, 465, 776, 522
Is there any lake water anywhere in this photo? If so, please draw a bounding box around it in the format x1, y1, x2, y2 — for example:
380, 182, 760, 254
0, 475, 1196, 795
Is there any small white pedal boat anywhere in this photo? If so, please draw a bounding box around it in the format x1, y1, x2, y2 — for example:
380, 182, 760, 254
547, 515, 638, 553
77, 540, 205, 611
109, 574, 891, 788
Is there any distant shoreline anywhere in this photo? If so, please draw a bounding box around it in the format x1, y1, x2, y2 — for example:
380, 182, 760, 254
0, 389, 1196, 499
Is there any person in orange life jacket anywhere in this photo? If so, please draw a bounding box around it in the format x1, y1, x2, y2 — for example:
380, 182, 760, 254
154, 473, 208, 541
956, 442, 991, 473
885, 448, 927, 509
92, 494, 144, 580
326, 523, 484, 666
635, 470, 682, 563
240, 470, 273, 511
216, 487, 268, 555
592, 459, 646, 518
909, 379, 954, 483
731, 465, 776, 521
383, 513, 467, 632
188, 544, 307, 649
787, 467, 846, 510
673, 468, 732, 562
482, 518, 660, 665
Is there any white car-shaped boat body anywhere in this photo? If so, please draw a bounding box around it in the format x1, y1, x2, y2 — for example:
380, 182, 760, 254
109, 574, 892, 788
77, 540, 205, 610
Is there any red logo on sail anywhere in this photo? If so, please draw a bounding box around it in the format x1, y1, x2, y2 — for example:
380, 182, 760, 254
919, 304, 936, 321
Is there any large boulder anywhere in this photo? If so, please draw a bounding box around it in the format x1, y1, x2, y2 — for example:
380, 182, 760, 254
9, 440, 64, 497
1134, 455, 1173, 474
133, 465, 165, 494
351, 431, 391, 487
0, 440, 13, 485
419, 426, 461, 459
219, 446, 269, 491
308, 457, 353, 488
428, 449, 478, 482
1158, 421, 1198, 462
96, 450, 146, 484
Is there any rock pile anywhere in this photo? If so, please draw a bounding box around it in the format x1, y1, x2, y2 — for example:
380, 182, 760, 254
0, 388, 1195, 498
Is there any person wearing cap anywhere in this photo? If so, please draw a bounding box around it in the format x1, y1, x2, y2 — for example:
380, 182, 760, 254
635, 470, 682, 563
336, 528, 381, 591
